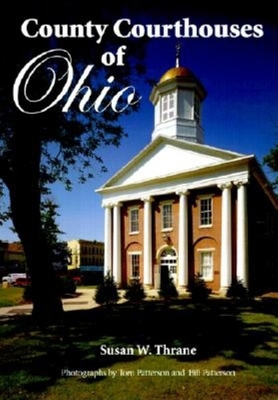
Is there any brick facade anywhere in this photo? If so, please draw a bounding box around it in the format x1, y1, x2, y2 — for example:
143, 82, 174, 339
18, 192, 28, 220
117, 187, 237, 292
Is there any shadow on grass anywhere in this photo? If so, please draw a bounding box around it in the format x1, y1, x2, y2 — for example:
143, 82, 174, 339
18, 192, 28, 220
0, 297, 278, 398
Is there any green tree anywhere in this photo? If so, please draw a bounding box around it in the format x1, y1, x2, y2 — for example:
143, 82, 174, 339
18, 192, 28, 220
124, 277, 146, 305
263, 142, 278, 191
94, 271, 119, 307
187, 273, 210, 304
226, 277, 250, 302
0, 2, 147, 323
158, 270, 178, 305
41, 200, 70, 273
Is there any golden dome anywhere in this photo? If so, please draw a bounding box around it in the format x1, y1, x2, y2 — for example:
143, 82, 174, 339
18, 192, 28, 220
159, 67, 195, 83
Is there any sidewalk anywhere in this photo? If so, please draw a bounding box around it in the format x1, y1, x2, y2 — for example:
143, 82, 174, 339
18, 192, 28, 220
0, 288, 98, 320
0, 288, 160, 320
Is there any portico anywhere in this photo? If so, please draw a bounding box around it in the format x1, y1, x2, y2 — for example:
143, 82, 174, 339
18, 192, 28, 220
99, 149, 250, 293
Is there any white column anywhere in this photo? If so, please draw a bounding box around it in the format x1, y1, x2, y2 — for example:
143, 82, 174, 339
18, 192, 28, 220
142, 197, 153, 286
236, 181, 248, 288
112, 202, 122, 286
104, 204, 112, 276
177, 190, 189, 288
219, 182, 233, 291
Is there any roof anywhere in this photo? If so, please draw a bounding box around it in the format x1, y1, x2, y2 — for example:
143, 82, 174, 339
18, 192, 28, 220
7, 242, 24, 254
96, 135, 278, 209
96, 135, 251, 191
150, 65, 207, 101
159, 66, 196, 83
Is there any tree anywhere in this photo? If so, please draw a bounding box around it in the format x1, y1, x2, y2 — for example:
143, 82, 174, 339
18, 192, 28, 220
158, 270, 178, 305
41, 199, 70, 273
124, 277, 146, 305
226, 277, 250, 303
94, 271, 119, 307
0, 2, 148, 323
187, 273, 211, 304
263, 142, 278, 191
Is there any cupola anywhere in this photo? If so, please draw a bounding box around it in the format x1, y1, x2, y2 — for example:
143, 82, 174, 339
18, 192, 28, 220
149, 55, 207, 143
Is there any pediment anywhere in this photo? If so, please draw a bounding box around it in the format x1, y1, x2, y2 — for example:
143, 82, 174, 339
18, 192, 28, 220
98, 136, 246, 190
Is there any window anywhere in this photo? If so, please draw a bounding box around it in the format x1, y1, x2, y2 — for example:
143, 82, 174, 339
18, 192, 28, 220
162, 203, 173, 230
130, 253, 140, 278
162, 92, 175, 122
194, 95, 200, 123
200, 251, 213, 281
200, 197, 212, 226
160, 248, 177, 274
129, 208, 139, 233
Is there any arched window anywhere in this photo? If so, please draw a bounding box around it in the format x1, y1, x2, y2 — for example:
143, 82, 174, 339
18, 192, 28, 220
160, 248, 177, 274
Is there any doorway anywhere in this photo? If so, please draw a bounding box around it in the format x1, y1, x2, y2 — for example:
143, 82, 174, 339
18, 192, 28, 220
159, 247, 177, 286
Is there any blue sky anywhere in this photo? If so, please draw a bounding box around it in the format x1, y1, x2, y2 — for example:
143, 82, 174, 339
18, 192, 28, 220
1, 12, 277, 243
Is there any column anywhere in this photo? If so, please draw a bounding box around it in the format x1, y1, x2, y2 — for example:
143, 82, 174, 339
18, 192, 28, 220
112, 202, 122, 286
177, 190, 189, 288
142, 197, 153, 286
219, 182, 233, 291
236, 181, 248, 287
103, 204, 112, 276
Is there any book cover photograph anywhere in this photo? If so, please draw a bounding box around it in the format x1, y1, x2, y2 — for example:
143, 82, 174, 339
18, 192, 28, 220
0, 2, 277, 399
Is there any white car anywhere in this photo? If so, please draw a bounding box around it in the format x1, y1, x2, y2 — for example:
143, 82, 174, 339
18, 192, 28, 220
2, 273, 27, 285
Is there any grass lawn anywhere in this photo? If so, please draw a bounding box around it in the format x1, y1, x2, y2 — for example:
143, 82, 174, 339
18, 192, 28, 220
0, 285, 94, 308
0, 286, 25, 307
0, 297, 278, 400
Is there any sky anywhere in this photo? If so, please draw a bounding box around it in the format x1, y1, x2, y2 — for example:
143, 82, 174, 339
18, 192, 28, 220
1, 8, 277, 244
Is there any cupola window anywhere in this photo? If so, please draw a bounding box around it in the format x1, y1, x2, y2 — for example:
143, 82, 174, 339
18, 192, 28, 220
162, 92, 175, 122
194, 95, 200, 123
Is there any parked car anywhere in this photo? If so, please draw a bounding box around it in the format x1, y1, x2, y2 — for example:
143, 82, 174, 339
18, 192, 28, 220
72, 276, 82, 285
2, 273, 27, 285
14, 278, 31, 287
14, 277, 31, 287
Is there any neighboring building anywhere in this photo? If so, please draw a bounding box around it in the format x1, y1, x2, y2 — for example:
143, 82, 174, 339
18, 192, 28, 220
67, 239, 104, 270
0, 241, 26, 272
0, 240, 69, 277
96, 60, 278, 295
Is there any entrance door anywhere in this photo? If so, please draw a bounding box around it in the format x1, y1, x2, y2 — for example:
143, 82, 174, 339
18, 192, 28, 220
160, 248, 177, 286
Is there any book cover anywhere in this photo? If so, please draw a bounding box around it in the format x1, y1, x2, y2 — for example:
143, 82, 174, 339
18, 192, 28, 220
0, 2, 277, 400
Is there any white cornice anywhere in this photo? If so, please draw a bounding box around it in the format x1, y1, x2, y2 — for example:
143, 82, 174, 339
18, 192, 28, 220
96, 135, 247, 191
99, 158, 253, 206
97, 155, 253, 195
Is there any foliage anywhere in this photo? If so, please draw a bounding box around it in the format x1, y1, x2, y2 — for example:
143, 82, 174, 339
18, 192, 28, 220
0, 3, 148, 318
94, 271, 119, 306
23, 285, 33, 302
158, 271, 178, 301
41, 200, 70, 272
124, 277, 146, 304
0, 4, 148, 198
57, 276, 77, 296
226, 277, 249, 301
263, 142, 278, 191
41, 200, 64, 245
187, 273, 211, 303
23, 275, 77, 302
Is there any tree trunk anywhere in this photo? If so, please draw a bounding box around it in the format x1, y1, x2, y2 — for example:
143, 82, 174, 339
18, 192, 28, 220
19, 230, 64, 324
5, 116, 64, 325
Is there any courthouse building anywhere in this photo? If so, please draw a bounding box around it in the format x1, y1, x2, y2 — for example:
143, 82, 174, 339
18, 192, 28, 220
96, 60, 278, 295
